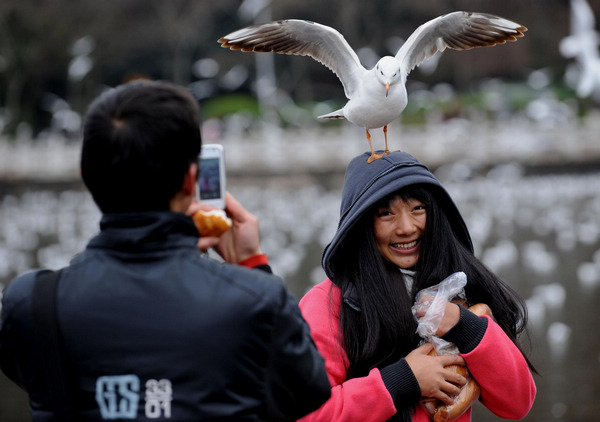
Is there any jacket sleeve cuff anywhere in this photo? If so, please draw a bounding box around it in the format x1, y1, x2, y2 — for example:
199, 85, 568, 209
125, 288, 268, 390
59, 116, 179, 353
238, 254, 272, 273
379, 358, 421, 407
442, 305, 488, 353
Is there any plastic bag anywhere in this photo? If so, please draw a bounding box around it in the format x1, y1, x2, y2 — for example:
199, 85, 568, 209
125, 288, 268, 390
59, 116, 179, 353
411, 272, 467, 355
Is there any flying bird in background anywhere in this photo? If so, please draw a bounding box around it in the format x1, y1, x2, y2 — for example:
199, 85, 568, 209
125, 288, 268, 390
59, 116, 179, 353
219, 12, 527, 163
559, 0, 600, 99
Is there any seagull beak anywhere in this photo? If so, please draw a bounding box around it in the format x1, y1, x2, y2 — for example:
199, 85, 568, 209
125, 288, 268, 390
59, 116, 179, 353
385, 82, 390, 97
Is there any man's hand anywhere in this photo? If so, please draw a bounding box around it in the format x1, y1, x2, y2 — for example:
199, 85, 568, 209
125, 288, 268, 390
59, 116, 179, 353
187, 192, 262, 264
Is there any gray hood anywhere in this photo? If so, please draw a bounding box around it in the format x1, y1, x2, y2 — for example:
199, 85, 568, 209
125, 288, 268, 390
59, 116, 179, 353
322, 151, 473, 281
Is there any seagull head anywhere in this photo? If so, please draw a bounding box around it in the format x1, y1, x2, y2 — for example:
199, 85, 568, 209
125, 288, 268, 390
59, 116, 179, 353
375, 56, 402, 97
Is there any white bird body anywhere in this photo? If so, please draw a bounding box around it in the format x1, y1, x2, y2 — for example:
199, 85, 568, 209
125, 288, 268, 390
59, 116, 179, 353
219, 12, 527, 162
322, 59, 408, 129
341, 80, 408, 129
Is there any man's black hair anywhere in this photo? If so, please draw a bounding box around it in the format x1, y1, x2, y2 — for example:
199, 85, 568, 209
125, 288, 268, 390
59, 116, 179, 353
81, 80, 202, 213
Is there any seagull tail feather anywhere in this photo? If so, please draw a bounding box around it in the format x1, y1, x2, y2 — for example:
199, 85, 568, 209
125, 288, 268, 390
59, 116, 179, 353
318, 109, 345, 120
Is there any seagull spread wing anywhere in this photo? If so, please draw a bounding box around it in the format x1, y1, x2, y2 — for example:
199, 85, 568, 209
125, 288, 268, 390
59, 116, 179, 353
395, 11, 527, 80
218, 19, 366, 98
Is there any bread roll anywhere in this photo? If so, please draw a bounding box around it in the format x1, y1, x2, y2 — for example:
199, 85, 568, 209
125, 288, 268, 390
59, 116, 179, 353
192, 209, 232, 237
423, 303, 492, 422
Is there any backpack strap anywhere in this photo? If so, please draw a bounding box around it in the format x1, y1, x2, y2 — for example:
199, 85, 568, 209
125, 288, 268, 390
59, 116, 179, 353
32, 269, 73, 420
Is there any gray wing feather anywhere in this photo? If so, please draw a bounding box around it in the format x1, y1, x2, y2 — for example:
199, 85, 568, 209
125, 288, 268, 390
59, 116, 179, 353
395, 12, 527, 79
219, 19, 366, 98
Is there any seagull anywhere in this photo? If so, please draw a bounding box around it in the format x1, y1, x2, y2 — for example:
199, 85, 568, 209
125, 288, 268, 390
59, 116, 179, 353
219, 12, 527, 163
559, 0, 600, 98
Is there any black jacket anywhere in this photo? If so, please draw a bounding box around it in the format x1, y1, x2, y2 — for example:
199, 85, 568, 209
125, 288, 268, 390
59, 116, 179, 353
0, 212, 330, 421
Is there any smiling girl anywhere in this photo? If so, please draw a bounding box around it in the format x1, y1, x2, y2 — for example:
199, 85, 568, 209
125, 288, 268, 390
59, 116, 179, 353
299, 151, 536, 422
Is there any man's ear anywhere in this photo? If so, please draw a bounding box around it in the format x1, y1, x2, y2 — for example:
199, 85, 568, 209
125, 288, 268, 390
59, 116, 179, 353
182, 163, 198, 196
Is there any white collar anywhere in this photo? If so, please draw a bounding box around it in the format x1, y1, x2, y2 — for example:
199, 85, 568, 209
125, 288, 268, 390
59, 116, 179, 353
400, 268, 416, 292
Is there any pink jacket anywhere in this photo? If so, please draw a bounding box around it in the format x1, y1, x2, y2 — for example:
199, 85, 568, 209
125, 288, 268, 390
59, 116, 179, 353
298, 279, 536, 421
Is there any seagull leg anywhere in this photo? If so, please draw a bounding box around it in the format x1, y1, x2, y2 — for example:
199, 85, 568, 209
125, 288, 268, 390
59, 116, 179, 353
366, 129, 383, 163
383, 125, 390, 155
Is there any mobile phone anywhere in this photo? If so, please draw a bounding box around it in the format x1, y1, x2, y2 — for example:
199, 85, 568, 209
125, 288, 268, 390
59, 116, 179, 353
198, 144, 226, 209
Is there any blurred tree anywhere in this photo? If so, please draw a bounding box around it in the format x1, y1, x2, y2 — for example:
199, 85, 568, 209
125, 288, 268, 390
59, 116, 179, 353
0, 0, 596, 138
0, 0, 76, 135
0, 0, 239, 137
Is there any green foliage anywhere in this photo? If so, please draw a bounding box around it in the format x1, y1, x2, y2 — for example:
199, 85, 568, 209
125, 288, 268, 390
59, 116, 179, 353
201, 94, 260, 119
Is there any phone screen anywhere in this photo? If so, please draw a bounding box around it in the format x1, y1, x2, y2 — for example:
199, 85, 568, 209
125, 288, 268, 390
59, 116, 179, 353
199, 157, 222, 200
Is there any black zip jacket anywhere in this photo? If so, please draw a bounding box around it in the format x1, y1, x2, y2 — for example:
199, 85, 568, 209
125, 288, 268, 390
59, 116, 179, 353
0, 212, 330, 421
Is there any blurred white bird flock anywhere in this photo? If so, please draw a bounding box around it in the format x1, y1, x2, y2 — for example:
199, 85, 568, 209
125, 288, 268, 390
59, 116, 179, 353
559, 0, 600, 99
219, 12, 527, 162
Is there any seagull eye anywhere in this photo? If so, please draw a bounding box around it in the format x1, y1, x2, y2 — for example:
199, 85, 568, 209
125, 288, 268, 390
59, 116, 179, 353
380, 70, 384, 75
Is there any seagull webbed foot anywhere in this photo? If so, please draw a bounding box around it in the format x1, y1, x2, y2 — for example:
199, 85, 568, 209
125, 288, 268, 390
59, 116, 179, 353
367, 152, 384, 163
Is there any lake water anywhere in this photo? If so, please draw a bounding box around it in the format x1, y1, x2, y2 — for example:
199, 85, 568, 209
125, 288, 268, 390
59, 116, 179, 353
1, 164, 599, 421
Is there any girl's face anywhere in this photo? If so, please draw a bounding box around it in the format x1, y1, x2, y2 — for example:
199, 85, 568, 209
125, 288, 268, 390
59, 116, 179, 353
373, 195, 426, 269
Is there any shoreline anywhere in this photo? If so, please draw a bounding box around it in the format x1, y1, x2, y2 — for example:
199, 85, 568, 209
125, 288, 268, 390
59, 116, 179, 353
1, 112, 600, 182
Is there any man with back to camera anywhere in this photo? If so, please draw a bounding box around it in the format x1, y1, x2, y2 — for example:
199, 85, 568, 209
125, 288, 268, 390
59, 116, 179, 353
0, 80, 331, 421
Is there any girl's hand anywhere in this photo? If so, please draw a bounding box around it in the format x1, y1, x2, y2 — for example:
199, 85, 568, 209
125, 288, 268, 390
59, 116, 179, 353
435, 302, 461, 337
413, 300, 462, 337
405, 343, 467, 405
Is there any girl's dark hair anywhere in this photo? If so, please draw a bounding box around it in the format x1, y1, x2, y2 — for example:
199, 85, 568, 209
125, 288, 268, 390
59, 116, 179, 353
331, 185, 534, 420
81, 80, 202, 213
